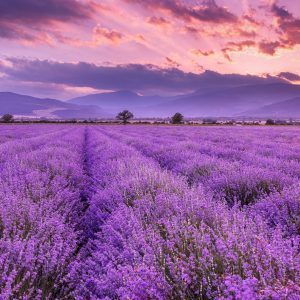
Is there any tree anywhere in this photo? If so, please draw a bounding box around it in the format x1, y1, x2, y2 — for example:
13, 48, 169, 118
1, 114, 14, 123
116, 110, 134, 124
171, 112, 184, 124
266, 119, 275, 125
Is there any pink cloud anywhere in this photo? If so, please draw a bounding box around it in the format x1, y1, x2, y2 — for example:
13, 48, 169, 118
258, 40, 281, 55
124, 0, 238, 24
222, 40, 256, 61
0, 0, 101, 44
192, 49, 215, 57
147, 16, 170, 27
93, 25, 124, 44
165, 57, 181, 68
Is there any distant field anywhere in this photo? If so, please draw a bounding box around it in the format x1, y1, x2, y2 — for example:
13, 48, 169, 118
0, 125, 299, 299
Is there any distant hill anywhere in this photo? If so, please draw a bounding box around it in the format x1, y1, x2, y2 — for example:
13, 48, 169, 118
2, 82, 300, 119
68, 83, 300, 118
0, 92, 110, 119
242, 97, 300, 118
69, 83, 299, 118
68, 90, 174, 112
146, 83, 300, 117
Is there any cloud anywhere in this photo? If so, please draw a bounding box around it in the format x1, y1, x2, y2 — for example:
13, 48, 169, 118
222, 40, 256, 61
213, 1, 300, 58
0, 58, 285, 93
147, 16, 170, 27
237, 29, 256, 38
0, 21, 53, 43
0, 0, 100, 42
124, 0, 238, 24
271, 2, 291, 19
93, 25, 124, 44
278, 72, 300, 82
184, 26, 200, 35
243, 15, 261, 26
0, 0, 97, 24
258, 40, 281, 55
165, 57, 181, 68
0, 74, 104, 100
268, 2, 300, 51
216, 2, 300, 59
192, 49, 215, 57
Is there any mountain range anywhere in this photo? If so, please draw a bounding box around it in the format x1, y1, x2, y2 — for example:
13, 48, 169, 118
68, 83, 300, 118
244, 97, 300, 118
0, 92, 111, 119
1, 82, 300, 119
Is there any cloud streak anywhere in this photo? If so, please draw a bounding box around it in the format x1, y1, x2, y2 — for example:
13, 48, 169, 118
0, 0, 300, 98
278, 72, 300, 82
0, 58, 286, 93
93, 25, 124, 44
124, 0, 238, 24
0, 0, 99, 42
0, 0, 97, 24
222, 40, 256, 61
192, 49, 215, 57
147, 16, 170, 27
265, 1, 300, 53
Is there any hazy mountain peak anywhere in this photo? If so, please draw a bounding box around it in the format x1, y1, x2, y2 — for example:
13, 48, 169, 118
0, 92, 110, 119
2, 80, 300, 119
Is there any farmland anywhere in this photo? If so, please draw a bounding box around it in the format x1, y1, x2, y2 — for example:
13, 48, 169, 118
0, 125, 299, 299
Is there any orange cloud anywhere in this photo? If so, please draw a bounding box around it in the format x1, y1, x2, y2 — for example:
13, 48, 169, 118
165, 57, 181, 68
222, 40, 256, 61
237, 29, 256, 38
93, 25, 124, 44
184, 26, 200, 35
0, 0, 101, 42
278, 72, 300, 82
124, 0, 238, 24
262, 2, 300, 54
192, 49, 215, 57
0, 20, 54, 44
147, 16, 170, 27
1, 0, 299, 80
258, 40, 281, 55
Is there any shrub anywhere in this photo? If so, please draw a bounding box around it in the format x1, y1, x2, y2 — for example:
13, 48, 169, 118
266, 119, 275, 125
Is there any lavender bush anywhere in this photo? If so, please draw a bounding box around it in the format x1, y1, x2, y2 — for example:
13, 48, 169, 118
0, 125, 299, 299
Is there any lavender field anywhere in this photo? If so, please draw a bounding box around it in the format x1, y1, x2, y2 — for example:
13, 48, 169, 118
0, 124, 299, 300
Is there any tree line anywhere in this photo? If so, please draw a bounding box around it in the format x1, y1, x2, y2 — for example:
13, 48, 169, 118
1, 112, 290, 126
0, 111, 183, 124
117, 110, 183, 124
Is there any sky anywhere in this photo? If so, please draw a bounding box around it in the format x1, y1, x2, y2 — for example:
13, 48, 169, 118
0, 0, 299, 99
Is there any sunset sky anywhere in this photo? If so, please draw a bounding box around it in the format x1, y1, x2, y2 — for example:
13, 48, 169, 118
0, 0, 299, 99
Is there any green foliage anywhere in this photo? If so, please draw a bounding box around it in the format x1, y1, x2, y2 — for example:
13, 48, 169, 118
116, 110, 134, 124
171, 112, 184, 124
1, 114, 14, 123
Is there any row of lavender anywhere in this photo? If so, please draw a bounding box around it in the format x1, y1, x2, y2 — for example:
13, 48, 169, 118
0, 125, 61, 144
71, 126, 299, 299
104, 125, 300, 238
0, 126, 87, 299
0, 125, 299, 299
98, 126, 300, 222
